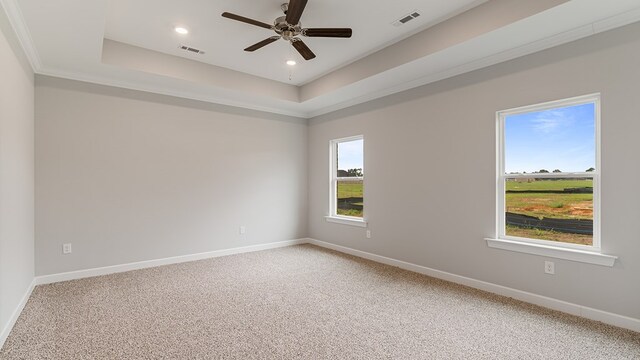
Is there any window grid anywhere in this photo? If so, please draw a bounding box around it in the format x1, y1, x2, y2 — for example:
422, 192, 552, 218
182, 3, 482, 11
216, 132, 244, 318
496, 94, 601, 251
329, 135, 364, 220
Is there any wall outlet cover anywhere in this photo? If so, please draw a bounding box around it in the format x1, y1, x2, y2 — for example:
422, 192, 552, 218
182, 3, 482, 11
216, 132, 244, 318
544, 261, 555, 275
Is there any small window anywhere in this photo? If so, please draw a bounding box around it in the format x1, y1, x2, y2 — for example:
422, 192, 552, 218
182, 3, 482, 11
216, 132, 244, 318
497, 94, 600, 249
329, 136, 364, 222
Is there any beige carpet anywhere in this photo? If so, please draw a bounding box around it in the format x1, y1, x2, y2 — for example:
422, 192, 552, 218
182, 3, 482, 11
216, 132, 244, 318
1, 244, 639, 359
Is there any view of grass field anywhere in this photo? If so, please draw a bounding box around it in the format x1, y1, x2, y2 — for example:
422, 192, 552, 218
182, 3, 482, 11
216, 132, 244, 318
337, 180, 363, 217
335, 178, 593, 244
334, 178, 594, 243
336, 138, 364, 218
506, 225, 593, 244
505, 178, 593, 245
502, 100, 596, 246
506, 179, 593, 219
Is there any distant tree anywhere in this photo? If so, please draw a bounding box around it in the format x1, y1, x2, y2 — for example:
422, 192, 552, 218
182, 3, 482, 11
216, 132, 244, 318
552, 169, 562, 173
347, 168, 363, 177
586, 167, 595, 172
538, 169, 549, 173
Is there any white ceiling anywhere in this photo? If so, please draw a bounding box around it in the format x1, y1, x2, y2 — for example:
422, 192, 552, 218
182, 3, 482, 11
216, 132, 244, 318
105, 0, 484, 85
3, 0, 640, 118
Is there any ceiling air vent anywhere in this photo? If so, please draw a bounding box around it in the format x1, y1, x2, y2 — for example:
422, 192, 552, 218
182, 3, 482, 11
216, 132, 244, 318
178, 45, 206, 55
392, 10, 421, 27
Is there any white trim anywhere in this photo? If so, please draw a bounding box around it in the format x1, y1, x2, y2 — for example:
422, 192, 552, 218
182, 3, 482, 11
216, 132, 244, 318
1, 0, 639, 119
503, 172, 594, 180
336, 176, 363, 181
498, 93, 601, 115
499, 233, 600, 253
485, 238, 616, 266
496, 94, 602, 250
329, 135, 365, 221
0, 278, 36, 349
35, 239, 307, 285
330, 134, 364, 144
1, 238, 636, 349
307, 238, 638, 333
592, 6, 640, 34
0, 0, 42, 71
325, 215, 368, 228
36, 68, 309, 119
307, 10, 640, 118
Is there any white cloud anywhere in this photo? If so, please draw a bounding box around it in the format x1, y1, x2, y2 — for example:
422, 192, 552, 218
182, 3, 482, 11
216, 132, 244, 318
530, 110, 574, 133
530, 117, 561, 132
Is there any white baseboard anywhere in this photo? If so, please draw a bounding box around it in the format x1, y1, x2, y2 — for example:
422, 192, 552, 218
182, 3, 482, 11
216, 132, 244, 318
307, 238, 640, 333
5, 236, 637, 351
36, 238, 308, 285
0, 278, 36, 349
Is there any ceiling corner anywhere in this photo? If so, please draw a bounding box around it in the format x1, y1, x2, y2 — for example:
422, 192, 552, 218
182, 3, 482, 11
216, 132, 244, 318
0, 0, 42, 71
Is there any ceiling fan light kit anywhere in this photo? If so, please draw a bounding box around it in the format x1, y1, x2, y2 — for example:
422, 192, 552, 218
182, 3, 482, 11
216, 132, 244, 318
174, 26, 189, 35
221, 0, 352, 61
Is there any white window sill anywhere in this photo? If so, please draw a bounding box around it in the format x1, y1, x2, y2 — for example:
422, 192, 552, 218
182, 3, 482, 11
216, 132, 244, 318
485, 238, 617, 267
325, 216, 368, 228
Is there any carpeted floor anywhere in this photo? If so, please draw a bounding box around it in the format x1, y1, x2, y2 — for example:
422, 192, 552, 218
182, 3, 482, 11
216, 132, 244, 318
1, 244, 639, 359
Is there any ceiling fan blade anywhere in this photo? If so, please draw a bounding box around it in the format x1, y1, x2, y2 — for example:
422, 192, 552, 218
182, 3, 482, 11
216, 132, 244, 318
221, 12, 272, 30
303, 28, 352, 38
244, 37, 280, 52
285, 0, 308, 25
291, 39, 316, 60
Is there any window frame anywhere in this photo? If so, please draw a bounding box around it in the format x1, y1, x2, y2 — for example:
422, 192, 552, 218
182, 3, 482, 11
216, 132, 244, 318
496, 94, 601, 252
326, 135, 367, 227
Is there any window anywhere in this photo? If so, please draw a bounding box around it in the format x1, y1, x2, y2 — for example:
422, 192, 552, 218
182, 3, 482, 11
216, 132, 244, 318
327, 135, 366, 227
497, 94, 600, 250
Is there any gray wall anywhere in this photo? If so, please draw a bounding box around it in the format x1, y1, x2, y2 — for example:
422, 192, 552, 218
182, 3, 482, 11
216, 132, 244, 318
308, 22, 640, 319
0, 7, 35, 337
35, 77, 308, 276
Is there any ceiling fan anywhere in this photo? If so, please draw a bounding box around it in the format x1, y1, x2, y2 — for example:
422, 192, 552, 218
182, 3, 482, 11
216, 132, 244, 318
221, 0, 352, 61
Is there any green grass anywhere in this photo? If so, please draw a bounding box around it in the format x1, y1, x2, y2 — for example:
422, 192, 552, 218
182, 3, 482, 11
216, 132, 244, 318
333, 180, 593, 243
506, 192, 592, 219
506, 179, 593, 220
337, 181, 363, 218
506, 179, 593, 245
337, 181, 363, 198
506, 225, 592, 246
506, 179, 592, 191
337, 209, 363, 217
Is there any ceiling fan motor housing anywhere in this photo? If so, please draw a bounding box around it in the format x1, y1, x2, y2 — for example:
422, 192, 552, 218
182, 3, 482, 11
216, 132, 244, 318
274, 16, 302, 40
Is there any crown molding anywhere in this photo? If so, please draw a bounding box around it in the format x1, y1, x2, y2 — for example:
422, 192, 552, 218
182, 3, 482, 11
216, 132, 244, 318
0, 0, 42, 71
3, 0, 640, 119
306, 8, 640, 118
37, 66, 309, 119
593, 5, 640, 33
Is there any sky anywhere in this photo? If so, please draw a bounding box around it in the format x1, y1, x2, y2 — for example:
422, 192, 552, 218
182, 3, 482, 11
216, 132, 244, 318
505, 103, 595, 173
337, 139, 364, 173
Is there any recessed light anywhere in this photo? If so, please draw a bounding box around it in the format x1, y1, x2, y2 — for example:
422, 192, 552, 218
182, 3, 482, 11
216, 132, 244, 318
286, 60, 296, 66
175, 27, 189, 35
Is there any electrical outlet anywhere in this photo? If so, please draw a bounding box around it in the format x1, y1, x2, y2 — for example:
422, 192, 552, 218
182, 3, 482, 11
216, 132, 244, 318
544, 261, 555, 275
239, 226, 246, 235
62, 243, 72, 255
366, 230, 371, 239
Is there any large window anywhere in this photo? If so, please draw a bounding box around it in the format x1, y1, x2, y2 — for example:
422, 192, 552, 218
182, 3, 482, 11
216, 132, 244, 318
497, 94, 600, 250
328, 135, 365, 226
